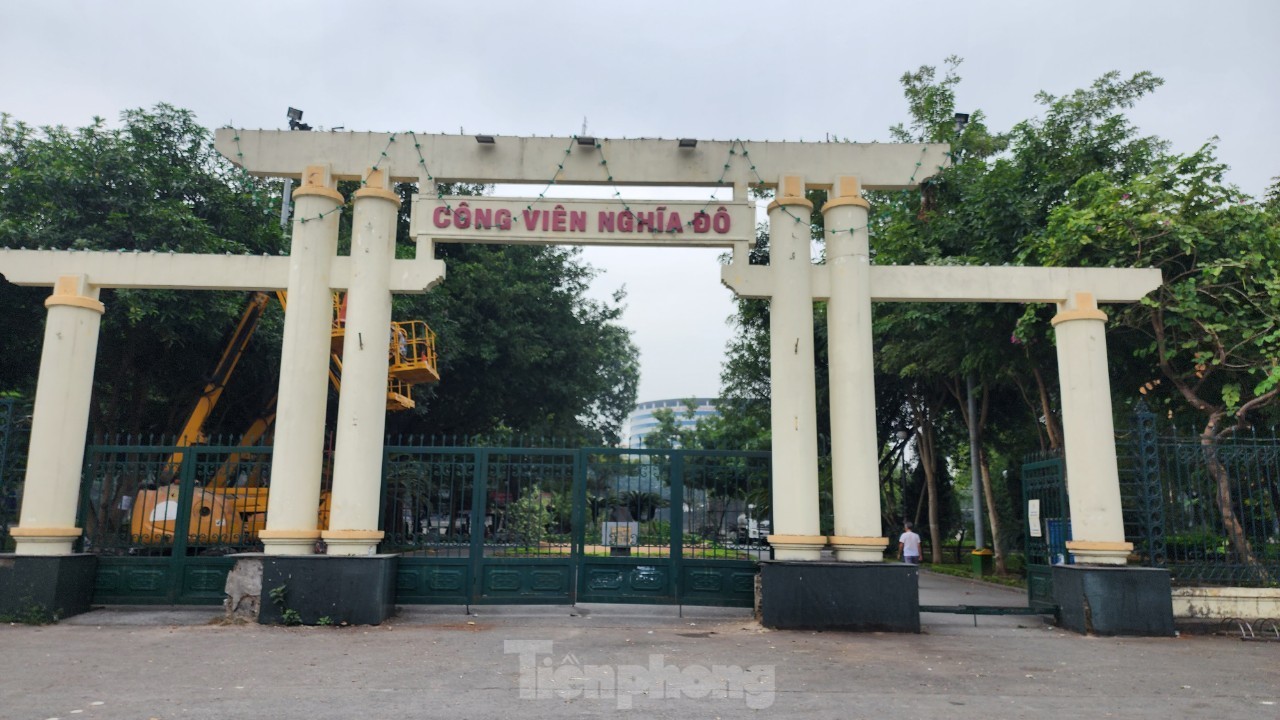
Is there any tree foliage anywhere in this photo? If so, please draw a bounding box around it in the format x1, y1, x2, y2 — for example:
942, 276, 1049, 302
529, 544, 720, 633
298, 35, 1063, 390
0, 105, 286, 436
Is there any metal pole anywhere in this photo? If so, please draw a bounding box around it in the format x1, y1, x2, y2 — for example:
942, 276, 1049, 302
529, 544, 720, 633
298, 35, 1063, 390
967, 374, 985, 551
896, 429, 909, 522
279, 107, 312, 229
279, 177, 294, 229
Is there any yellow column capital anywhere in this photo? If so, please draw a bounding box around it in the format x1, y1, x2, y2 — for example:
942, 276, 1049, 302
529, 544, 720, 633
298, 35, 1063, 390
353, 167, 400, 205
44, 275, 104, 314
1051, 292, 1108, 326
821, 175, 870, 212
768, 174, 814, 212
292, 164, 345, 204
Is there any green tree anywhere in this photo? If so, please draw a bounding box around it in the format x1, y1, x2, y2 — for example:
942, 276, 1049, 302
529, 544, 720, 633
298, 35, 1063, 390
870, 60, 1173, 570
0, 106, 286, 436
1035, 148, 1280, 572
643, 399, 700, 449
505, 484, 551, 547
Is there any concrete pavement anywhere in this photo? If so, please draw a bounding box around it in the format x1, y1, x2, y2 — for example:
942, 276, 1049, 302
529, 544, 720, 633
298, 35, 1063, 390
2, 571, 1276, 719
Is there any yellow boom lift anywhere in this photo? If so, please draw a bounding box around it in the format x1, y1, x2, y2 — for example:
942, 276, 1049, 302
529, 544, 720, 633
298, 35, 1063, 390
130, 291, 438, 546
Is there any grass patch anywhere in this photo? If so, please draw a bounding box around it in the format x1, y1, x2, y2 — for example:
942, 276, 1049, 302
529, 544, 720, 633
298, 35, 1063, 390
924, 562, 1027, 589
0, 602, 61, 625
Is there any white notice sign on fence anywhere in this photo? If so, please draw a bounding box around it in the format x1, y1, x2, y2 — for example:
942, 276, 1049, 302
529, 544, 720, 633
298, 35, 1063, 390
1028, 499, 1042, 537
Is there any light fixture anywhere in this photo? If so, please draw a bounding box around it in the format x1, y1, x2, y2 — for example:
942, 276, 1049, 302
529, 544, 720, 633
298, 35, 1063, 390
475, 134, 495, 144
953, 112, 970, 134
677, 138, 697, 149
286, 107, 311, 131
576, 136, 597, 146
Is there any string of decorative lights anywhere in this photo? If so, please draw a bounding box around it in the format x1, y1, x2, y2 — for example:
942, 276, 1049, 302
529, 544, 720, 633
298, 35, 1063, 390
233, 128, 942, 236
591, 138, 775, 234
821, 144, 933, 238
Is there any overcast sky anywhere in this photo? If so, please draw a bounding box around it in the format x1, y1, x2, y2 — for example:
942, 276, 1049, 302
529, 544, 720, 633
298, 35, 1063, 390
2, 1, 1276, 404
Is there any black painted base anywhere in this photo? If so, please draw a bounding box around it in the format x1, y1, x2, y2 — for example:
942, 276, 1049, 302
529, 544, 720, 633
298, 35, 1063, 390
258, 555, 398, 626
1052, 565, 1174, 636
760, 561, 919, 633
0, 554, 98, 621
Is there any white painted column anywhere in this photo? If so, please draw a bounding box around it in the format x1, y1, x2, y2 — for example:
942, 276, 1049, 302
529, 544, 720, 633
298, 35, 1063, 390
260, 165, 343, 556
324, 168, 397, 556
823, 177, 888, 562
11, 276, 104, 555
1052, 292, 1132, 564
765, 176, 824, 561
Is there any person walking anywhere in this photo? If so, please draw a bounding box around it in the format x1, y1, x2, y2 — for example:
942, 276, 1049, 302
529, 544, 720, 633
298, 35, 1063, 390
898, 521, 922, 564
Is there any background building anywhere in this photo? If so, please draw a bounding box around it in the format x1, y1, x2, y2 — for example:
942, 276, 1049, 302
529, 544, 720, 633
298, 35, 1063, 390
623, 397, 718, 448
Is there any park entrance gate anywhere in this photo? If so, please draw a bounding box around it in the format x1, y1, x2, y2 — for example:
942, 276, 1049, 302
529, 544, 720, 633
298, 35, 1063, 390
384, 444, 771, 607
74, 439, 769, 607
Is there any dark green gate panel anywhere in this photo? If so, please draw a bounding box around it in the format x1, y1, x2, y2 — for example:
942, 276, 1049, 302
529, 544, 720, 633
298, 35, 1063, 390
1026, 566, 1055, 610
395, 558, 470, 604
1022, 454, 1069, 611
92, 557, 171, 604
679, 561, 757, 607
177, 558, 237, 604
473, 448, 579, 605
475, 558, 575, 604
578, 557, 676, 604
91, 556, 232, 605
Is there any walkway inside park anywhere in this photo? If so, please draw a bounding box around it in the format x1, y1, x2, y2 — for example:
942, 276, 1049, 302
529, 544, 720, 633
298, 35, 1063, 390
3, 571, 1276, 719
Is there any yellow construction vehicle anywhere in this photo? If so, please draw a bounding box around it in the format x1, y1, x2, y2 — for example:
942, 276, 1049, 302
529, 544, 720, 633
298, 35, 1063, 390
130, 291, 438, 546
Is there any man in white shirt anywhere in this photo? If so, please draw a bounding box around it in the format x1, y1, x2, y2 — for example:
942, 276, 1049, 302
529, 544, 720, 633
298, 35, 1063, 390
898, 521, 922, 564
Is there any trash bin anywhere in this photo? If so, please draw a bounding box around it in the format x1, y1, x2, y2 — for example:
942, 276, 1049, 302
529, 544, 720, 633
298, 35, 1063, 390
1045, 518, 1074, 564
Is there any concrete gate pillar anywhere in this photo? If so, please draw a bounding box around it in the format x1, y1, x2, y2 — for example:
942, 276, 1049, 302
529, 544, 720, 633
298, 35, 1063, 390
1050, 292, 1173, 635
765, 176, 824, 561
10, 275, 104, 555
260, 165, 343, 556
1051, 291, 1132, 565
822, 177, 887, 562
324, 168, 398, 556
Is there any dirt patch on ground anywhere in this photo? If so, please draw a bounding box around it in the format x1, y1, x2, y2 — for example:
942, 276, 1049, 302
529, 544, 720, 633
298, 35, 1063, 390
431, 621, 493, 632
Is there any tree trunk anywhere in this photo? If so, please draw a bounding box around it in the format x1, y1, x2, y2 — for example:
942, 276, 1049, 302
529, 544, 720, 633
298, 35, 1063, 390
979, 448, 1007, 574
1031, 365, 1063, 451
949, 376, 1005, 573
916, 420, 943, 564
1201, 421, 1268, 580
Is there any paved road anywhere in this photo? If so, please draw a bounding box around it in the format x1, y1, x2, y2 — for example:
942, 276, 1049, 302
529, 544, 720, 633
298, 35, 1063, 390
2, 571, 1276, 719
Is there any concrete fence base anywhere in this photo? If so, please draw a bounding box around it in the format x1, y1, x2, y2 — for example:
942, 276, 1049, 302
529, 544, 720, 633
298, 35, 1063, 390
1172, 587, 1280, 620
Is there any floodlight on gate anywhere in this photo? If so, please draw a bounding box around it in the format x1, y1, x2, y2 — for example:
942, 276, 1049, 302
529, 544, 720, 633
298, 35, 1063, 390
576, 136, 597, 146
678, 138, 697, 149
475, 134, 496, 144
286, 107, 311, 132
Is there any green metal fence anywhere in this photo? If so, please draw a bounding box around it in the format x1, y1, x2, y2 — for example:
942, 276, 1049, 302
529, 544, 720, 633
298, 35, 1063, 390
1122, 401, 1280, 586
79, 436, 273, 604
384, 440, 771, 607
0, 397, 30, 553
72, 434, 770, 606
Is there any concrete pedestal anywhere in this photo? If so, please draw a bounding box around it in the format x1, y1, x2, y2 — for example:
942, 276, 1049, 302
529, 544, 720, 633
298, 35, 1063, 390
1052, 565, 1174, 636
0, 554, 97, 620
258, 555, 398, 626
760, 561, 919, 633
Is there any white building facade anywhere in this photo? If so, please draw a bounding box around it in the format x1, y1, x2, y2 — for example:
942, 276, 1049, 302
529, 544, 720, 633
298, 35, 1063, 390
624, 397, 718, 448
